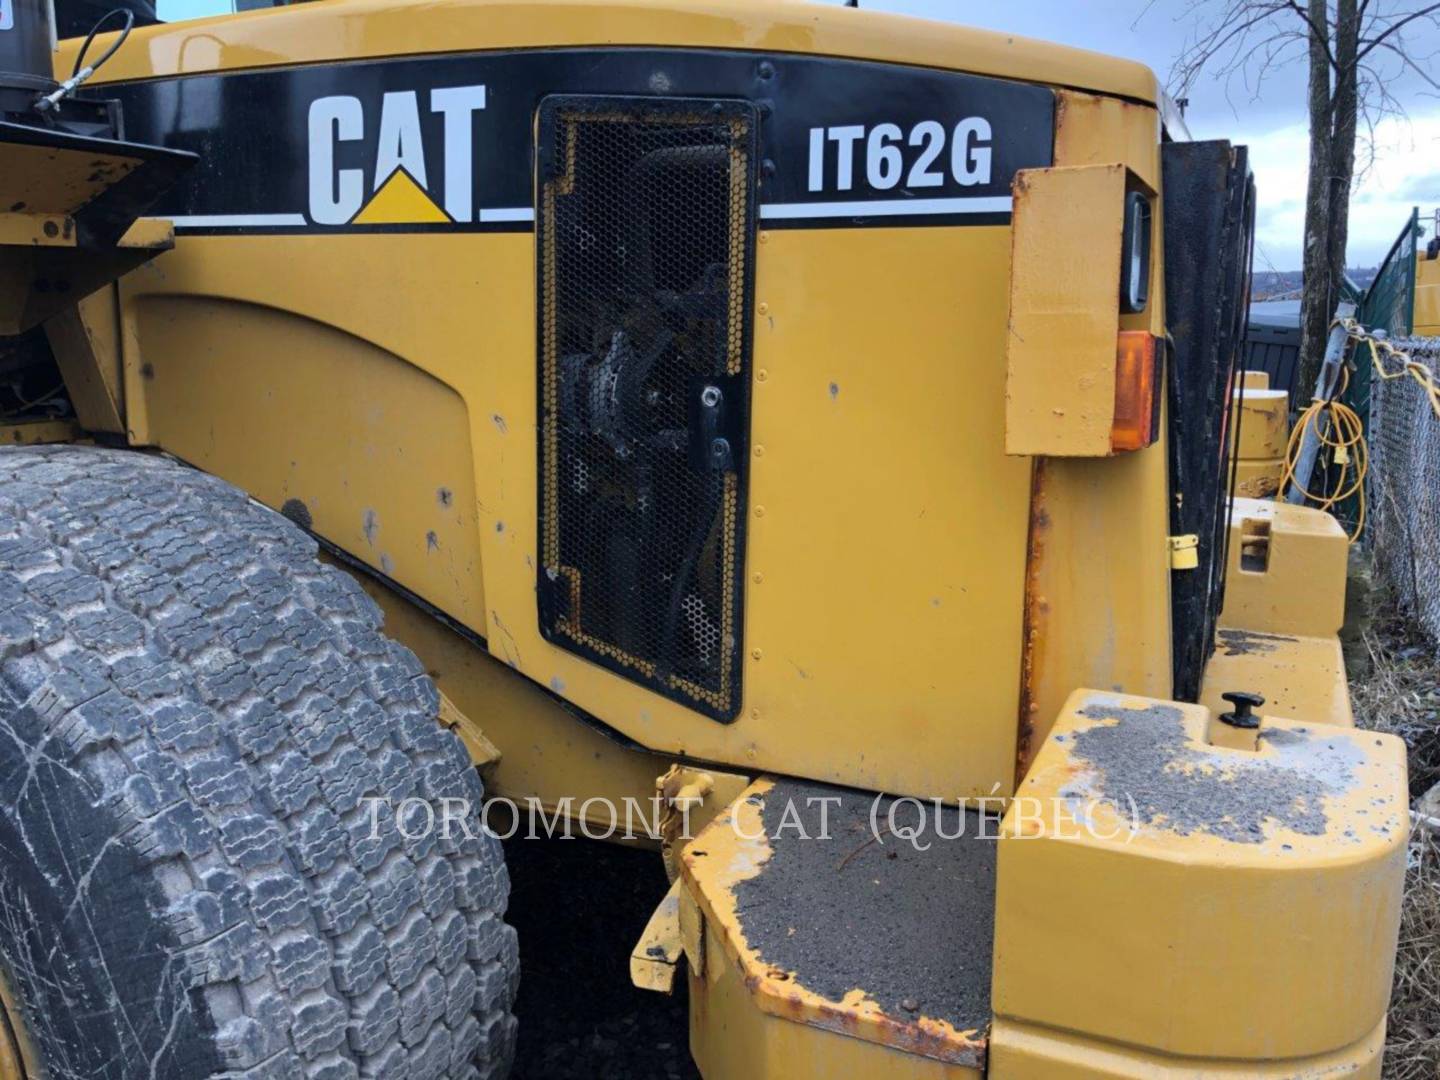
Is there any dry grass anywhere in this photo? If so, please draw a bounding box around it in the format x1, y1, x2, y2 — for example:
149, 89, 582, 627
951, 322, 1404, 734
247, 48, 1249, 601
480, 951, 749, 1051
1385, 829, 1440, 1080
1352, 600, 1440, 1079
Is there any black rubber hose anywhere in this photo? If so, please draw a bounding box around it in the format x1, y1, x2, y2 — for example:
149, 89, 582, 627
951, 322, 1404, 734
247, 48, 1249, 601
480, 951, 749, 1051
71, 7, 133, 78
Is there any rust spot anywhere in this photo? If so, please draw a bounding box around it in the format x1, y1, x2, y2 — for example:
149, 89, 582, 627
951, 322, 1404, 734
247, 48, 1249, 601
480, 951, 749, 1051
753, 978, 986, 1065
1053, 90, 1149, 173
1015, 458, 1050, 780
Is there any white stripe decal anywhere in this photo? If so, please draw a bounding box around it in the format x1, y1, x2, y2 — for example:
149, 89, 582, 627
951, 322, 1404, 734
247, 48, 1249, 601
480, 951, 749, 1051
164, 214, 309, 229
162, 209, 537, 228
758, 196, 1013, 220
478, 206, 535, 223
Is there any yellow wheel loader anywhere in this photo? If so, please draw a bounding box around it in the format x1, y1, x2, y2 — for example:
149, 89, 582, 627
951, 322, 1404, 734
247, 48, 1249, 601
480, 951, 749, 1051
1418, 211, 1440, 335
0, 0, 1408, 1077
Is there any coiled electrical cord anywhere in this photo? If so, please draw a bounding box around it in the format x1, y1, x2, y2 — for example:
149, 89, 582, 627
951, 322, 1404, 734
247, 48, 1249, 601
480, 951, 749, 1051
1279, 320, 1440, 541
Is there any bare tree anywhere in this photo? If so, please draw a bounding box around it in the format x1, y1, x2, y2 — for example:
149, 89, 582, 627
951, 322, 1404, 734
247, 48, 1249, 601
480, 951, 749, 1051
1167, 0, 1440, 394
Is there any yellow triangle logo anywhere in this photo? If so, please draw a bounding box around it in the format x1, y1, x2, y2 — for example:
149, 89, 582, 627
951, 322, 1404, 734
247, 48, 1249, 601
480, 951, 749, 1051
352, 168, 451, 225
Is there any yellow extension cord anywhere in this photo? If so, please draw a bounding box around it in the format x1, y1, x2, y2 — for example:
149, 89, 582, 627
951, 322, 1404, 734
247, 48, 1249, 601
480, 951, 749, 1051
1277, 319, 1440, 542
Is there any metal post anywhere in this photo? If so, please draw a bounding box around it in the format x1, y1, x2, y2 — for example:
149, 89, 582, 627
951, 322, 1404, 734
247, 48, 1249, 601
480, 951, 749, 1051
1285, 307, 1354, 505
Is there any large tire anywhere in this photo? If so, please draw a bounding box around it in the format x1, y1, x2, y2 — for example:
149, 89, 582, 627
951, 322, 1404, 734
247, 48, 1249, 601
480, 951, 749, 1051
0, 446, 518, 1079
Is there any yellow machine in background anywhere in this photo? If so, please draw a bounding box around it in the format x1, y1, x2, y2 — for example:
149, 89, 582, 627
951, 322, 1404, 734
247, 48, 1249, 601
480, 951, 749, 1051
1230, 371, 1290, 499
1417, 222, 1440, 335
0, 1, 1407, 1078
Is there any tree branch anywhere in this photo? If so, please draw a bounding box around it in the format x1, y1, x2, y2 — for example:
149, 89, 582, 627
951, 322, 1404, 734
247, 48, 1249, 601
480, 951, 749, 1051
1372, 39, 1440, 91
1357, 2, 1440, 62
1167, 0, 1319, 108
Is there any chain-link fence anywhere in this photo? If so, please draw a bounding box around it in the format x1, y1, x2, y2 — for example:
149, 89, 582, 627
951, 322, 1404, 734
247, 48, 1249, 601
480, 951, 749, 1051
1367, 334, 1440, 648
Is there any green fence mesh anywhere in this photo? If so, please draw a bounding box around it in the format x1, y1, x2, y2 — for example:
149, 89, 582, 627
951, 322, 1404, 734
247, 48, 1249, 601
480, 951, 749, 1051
1351, 209, 1419, 429
1330, 209, 1421, 533
1357, 208, 1420, 338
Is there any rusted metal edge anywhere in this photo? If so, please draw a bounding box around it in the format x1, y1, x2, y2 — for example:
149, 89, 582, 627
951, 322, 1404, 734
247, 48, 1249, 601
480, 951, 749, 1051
680, 779, 988, 1069
1014, 458, 1049, 782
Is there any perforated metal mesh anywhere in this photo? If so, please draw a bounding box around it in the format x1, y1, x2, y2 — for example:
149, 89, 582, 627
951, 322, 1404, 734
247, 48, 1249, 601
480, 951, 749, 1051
1369, 335, 1440, 652
536, 97, 757, 720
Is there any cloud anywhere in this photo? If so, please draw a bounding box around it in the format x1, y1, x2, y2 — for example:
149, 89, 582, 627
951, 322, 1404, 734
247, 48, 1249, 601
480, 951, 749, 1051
1394, 173, 1440, 201
817, 0, 1438, 268
1213, 109, 1440, 270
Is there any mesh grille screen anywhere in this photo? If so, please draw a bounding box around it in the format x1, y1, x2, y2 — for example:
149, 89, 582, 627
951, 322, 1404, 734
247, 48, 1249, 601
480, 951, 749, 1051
536, 97, 757, 721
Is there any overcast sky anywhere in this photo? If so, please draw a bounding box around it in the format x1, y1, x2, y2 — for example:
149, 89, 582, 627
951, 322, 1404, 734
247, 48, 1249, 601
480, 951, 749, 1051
821, 0, 1440, 270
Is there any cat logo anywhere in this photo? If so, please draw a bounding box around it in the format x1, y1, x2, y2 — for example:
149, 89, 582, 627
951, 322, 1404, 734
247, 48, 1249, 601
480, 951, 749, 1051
307, 85, 488, 226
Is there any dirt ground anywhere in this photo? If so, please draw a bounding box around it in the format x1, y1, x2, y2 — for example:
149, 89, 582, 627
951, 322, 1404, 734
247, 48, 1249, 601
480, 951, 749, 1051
504, 834, 696, 1079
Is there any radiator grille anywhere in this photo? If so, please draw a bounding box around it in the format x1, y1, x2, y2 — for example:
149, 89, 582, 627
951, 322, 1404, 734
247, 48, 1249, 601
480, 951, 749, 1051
536, 96, 757, 721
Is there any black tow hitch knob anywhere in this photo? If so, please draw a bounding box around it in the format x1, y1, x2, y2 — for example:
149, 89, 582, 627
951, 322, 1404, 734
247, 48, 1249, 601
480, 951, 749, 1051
1219, 691, 1265, 730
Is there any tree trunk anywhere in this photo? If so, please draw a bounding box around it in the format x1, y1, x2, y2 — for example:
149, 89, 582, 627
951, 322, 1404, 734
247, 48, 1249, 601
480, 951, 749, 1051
1326, 0, 1360, 312
1297, 0, 1335, 399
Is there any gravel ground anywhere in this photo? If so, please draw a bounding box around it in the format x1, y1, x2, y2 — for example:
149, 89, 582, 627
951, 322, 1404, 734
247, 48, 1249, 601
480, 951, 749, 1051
504, 834, 698, 1079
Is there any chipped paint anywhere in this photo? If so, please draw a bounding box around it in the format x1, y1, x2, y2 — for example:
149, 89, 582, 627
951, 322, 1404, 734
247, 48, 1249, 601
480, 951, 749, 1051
683, 780, 990, 1069
1069, 696, 1362, 843
1216, 627, 1298, 656
490, 610, 522, 669
733, 781, 994, 1033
